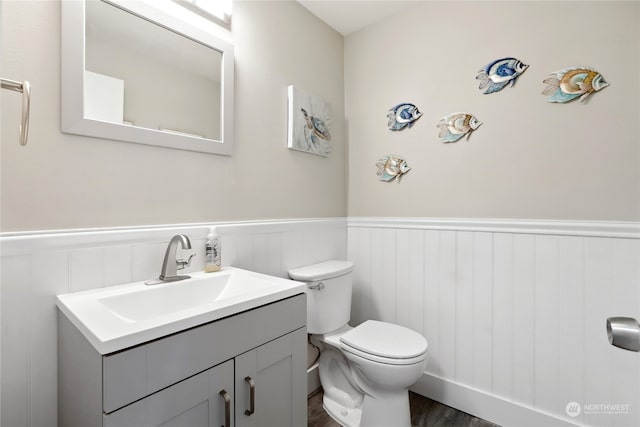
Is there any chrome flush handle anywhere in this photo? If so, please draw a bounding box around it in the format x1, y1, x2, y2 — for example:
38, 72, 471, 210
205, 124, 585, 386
308, 282, 325, 291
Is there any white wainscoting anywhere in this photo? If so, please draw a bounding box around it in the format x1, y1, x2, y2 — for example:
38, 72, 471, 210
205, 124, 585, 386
0, 218, 346, 427
3, 216, 638, 427
347, 218, 640, 427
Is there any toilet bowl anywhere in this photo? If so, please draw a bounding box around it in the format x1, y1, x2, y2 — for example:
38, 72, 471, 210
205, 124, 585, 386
289, 260, 428, 427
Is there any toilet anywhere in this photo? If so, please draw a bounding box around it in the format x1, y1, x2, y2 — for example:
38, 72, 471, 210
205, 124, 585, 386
289, 260, 428, 427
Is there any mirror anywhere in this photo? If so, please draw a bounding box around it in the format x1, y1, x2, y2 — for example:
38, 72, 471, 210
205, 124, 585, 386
62, 0, 234, 155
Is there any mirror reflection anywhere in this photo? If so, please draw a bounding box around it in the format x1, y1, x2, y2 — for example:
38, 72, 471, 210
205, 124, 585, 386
84, 0, 222, 140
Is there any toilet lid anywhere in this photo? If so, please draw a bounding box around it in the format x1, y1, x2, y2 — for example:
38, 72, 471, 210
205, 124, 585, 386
288, 260, 354, 281
339, 320, 427, 359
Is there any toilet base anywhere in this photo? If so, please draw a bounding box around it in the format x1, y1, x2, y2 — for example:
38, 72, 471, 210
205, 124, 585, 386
323, 394, 362, 427
323, 390, 412, 427
359, 390, 411, 427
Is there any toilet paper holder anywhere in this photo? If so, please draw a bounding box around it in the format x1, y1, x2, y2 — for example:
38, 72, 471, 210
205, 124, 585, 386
606, 317, 640, 352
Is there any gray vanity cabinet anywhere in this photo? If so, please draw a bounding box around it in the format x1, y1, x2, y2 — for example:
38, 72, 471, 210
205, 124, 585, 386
58, 293, 307, 427
235, 329, 307, 427
104, 359, 234, 427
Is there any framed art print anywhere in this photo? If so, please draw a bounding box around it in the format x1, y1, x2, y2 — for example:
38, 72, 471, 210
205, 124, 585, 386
287, 85, 331, 157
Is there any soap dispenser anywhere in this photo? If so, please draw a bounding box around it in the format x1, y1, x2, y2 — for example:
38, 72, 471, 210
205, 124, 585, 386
205, 227, 221, 272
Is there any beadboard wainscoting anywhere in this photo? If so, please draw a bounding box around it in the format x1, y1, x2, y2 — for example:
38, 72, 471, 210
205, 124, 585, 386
0, 218, 346, 427
2, 216, 639, 427
347, 218, 640, 427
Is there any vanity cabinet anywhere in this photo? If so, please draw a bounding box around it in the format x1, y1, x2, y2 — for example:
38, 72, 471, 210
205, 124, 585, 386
235, 332, 306, 427
104, 360, 234, 427
58, 293, 306, 427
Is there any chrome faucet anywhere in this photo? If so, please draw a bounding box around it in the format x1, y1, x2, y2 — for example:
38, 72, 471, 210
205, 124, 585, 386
145, 234, 196, 285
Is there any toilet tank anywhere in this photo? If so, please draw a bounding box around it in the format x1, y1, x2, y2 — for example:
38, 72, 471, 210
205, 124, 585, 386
288, 260, 354, 334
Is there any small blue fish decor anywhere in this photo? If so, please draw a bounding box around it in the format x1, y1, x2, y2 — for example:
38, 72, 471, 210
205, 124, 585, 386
476, 57, 529, 94
437, 113, 482, 143
376, 155, 411, 183
542, 67, 609, 103
387, 103, 423, 130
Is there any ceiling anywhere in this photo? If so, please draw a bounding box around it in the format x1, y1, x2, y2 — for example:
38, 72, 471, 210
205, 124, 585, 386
296, 0, 418, 36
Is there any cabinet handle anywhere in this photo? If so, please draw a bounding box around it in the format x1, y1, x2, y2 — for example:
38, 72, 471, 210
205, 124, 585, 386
219, 389, 231, 427
244, 376, 255, 416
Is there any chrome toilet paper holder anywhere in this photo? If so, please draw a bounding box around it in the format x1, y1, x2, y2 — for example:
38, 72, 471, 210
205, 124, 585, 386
606, 317, 640, 352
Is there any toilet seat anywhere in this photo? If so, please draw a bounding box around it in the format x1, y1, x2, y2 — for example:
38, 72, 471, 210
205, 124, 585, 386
341, 342, 426, 365
339, 320, 428, 365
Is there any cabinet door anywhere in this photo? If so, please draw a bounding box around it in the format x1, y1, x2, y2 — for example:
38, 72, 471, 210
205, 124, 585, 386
235, 328, 307, 427
104, 359, 234, 427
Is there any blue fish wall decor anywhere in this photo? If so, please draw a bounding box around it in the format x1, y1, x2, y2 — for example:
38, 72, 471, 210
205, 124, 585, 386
387, 103, 423, 130
376, 155, 411, 183
476, 57, 529, 94
542, 67, 609, 103
437, 113, 482, 143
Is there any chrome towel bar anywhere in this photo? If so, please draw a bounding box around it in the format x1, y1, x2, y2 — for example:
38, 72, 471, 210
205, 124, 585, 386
1, 77, 31, 146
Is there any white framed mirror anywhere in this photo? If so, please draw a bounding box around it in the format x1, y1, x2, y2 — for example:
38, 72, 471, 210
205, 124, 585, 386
61, 0, 234, 155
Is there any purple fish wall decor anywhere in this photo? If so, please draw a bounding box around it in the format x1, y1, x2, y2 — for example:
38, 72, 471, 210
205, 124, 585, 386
476, 57, 529, 94
542, 67, 609, 103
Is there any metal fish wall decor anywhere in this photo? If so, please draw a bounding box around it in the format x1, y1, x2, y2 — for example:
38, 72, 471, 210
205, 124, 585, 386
376, 155, 411, 183
387, 103, 423, 130
437, 113, 482, 143
542, 67, 609, 103
476, 57, 529, 94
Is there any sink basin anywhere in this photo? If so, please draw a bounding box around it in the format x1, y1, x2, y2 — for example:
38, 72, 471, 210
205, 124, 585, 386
57, 267, 306, 354
98, 272, 270, 322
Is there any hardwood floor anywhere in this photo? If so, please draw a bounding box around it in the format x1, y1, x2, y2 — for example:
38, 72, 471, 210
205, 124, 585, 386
308, 390, 500, 427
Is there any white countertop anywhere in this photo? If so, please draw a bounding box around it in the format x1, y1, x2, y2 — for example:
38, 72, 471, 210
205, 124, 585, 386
56, 267, 306, 354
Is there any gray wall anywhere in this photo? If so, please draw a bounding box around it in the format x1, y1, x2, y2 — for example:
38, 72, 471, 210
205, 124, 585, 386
1, 0, 346, 232
345, 1, 640, 221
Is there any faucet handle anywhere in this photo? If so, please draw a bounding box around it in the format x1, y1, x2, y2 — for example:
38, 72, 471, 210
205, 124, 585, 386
177, 252, 196, 270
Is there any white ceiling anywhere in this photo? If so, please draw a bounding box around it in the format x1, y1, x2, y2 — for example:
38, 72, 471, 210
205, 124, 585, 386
296, 0, 418, 36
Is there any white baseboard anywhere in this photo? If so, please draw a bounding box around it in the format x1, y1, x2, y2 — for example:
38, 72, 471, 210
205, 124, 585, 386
410, 373, 579, 427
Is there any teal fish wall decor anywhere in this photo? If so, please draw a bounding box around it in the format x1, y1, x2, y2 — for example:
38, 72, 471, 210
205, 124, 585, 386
542, 67, 609, 103
376, 155, 411, 183
476, 57, 529, 94
437, 113, 482, 143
